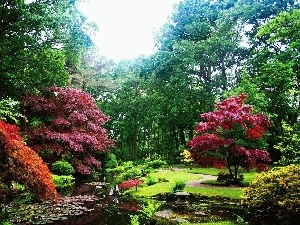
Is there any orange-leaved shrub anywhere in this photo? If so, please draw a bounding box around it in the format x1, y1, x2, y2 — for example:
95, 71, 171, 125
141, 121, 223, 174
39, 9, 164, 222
0, 120, 58, 202
243, 164, 300, 225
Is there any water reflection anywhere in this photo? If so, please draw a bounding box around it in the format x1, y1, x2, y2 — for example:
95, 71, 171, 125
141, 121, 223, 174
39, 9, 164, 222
6, 176, 244, 225
6, 179, 144, 225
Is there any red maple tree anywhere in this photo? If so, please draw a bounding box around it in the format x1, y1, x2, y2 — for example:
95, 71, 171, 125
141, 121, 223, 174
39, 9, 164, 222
188, 94, 272, 184
24, 86, 115, 175
0, 120, 59, 202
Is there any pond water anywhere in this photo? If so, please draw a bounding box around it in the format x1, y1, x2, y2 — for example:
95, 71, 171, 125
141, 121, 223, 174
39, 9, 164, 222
4, 181, 141, 225
3, 178, 245, 225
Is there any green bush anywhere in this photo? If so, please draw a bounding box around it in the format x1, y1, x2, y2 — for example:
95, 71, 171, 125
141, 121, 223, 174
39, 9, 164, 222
217, 171, 244, 185
171, 180, 186, 193
105, 153, 118, 169
51, 161, 75, 175
146, 176, 156, 186
243, 164, 300, 225
52, 174, 75, 188
106, 165, 125, 174
0, 98, 26, 125
145, 158, 167, 169
122, 167, 142, 180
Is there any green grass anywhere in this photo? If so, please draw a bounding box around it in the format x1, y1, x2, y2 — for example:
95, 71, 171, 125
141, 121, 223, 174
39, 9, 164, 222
185, 186, 244, 199
242, 171, 257, 185
128, 168, 246, 199
129, 170, 203, 196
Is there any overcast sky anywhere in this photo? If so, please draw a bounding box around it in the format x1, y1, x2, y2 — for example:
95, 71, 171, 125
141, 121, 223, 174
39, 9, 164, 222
79, 0, 180, 62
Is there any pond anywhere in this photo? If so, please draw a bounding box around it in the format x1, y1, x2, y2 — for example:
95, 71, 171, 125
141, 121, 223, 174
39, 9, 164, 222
2, 179, 245, 225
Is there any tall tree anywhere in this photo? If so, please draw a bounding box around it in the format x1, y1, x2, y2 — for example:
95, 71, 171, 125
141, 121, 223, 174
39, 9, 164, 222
0, 0, 93, 100
243, 9, 300, 160
69, 47, 115, 93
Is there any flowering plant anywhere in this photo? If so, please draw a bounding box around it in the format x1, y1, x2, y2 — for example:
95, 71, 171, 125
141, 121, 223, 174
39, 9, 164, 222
119, 179, 142, 191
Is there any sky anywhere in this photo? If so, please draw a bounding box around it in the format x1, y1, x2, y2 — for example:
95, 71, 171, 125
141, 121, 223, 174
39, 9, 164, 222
79, 0, 180, 62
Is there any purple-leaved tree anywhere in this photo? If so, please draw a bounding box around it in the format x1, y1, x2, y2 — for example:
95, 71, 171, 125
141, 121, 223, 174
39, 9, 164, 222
189, 94, 272, 185
25, 86, 115, 175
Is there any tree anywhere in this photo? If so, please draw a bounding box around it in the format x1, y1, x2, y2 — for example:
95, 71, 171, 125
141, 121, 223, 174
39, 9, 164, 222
245, 9, 300, 160
0, 120, 58, 202
24, 86, 115, 175
69, 46, 115, 92
274, 121, 300, 165
188, 94, 272, 184
0, 0, 94, 100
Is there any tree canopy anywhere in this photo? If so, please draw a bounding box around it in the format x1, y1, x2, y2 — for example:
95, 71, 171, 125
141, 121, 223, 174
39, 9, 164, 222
0, 0, 94, 99
0, 0, 299, 180
25, 86, 115, 175
189, 94, 272, 184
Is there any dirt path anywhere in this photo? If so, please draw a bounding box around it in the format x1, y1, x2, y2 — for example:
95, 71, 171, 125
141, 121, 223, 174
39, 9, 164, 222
186, 174, 217, 187
186, 174, 243, 189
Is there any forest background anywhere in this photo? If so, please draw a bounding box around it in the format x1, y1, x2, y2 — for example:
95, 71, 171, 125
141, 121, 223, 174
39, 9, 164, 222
0, 0, 299, 166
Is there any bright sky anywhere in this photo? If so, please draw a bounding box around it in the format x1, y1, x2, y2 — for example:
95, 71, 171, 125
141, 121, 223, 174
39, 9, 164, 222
79, 0, 180, 62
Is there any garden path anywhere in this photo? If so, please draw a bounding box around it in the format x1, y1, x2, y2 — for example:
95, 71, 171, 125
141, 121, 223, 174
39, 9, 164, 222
185, 173, 243, 189
186, 174, 217, 187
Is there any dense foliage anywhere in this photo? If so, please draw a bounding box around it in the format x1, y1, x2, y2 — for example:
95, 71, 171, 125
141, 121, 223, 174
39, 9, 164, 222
274, 122, 300, 165
51, 160, 75, 176
189, 94, 272, 184
0, 0, 94, 100
0, 98, 25, 125
94, 0, 299, 162
0, 120, 58, 202
25, 86, 115, 175
0, 1, 299, 212
243, 164, 300, 225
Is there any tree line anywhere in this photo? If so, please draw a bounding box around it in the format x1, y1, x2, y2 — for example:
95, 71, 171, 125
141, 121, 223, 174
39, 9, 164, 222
0, 0, 299, 166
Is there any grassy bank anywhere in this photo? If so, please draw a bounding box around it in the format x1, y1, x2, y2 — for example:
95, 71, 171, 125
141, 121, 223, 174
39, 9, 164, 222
128, 166, 255, 199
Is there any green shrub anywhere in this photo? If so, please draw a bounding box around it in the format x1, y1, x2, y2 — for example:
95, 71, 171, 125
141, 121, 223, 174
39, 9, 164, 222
217, 171, 244, 185
122, 167, 142, 180
130, 215, 140, 225
145, 158, 167, 169
0, 98, 26, 125
12, 182, 26, 191
158, 177, 168, 182
122, 161, 135, 168
105, 153, 118, 169
146, 176, 156, 186
139, 200, 161, 222
51, 161, 75, 175
52, 174, 75, 188
243, 164, 300, 225
106, 165, 125, 174
171, 180, 186, 193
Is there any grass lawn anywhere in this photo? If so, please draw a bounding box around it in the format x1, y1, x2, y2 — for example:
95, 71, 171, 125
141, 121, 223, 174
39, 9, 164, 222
128, 167, 248, 199
129, 170, 203, 196
185, 186, 244, 199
